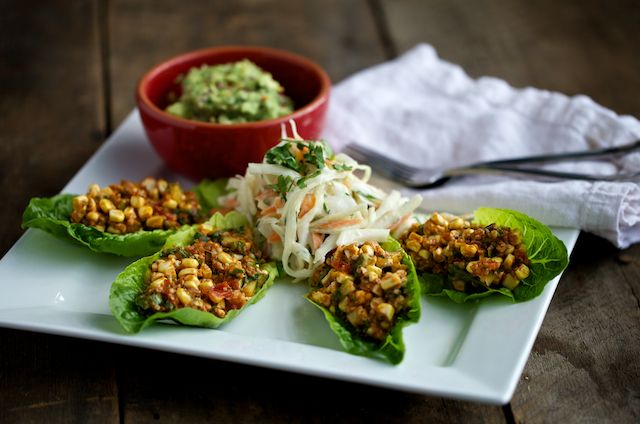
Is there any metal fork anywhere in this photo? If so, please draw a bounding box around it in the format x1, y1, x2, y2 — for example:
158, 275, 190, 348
342, 140, 640, 189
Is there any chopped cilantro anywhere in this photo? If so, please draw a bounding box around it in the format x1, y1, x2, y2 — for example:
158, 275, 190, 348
355, 190, 378, 202
265, 143, 301, 172
296, 170, 321, 188
303, 143, 326, 172
333, 163, 353, 172
267, 175, 294, 200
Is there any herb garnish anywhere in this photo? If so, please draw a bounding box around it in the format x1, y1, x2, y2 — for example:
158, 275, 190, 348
265, 143, 301, 172
333, 163, 353, 172
267, 175, 294, 200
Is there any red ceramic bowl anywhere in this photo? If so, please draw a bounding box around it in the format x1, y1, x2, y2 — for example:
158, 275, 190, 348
137, 46, 331, 180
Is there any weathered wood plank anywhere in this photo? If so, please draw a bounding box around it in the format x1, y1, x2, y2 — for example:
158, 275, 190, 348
512, 235, 640, 422
0, 1, 118, 422
0, 0, 107, 253
381, 0, 640, 116
118, 347, 505, 423
381, 0, 640, 421
0, 330, 120, 424
108, 0, 387, 126
107, 0, 505, 422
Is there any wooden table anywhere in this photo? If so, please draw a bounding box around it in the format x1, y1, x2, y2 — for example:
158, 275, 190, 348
1, 1, 639, 422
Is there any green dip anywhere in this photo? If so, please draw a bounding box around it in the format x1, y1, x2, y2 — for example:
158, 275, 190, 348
166, 59, 294, 124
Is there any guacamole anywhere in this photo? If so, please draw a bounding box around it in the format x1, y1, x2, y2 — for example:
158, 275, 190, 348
166, 59, 294, 124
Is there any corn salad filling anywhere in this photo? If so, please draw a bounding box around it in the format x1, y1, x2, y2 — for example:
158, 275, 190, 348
308, 241, 410, 342
136, 225, 269, 318
400, 212, 530, 292
70, 177, 201, 234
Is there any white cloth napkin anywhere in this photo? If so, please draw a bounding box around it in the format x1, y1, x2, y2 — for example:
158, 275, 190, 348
322, 44, 640, 248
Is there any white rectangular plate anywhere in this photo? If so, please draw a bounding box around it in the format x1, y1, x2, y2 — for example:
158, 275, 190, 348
0, 111, 578, 404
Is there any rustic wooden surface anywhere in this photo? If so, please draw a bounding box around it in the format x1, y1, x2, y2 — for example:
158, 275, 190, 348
1, 0, 638, 422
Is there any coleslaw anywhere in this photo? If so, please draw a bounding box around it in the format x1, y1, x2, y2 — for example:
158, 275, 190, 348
220, 126, 422, 280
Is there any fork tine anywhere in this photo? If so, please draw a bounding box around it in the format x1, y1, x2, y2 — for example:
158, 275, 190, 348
343, 143, 421, 180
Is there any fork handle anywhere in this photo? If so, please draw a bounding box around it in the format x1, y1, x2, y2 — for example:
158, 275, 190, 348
446, 164, 639, 182
477, 139, 640, 166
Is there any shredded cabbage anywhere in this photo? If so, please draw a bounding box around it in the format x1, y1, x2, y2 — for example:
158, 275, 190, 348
219, 128, 422, 281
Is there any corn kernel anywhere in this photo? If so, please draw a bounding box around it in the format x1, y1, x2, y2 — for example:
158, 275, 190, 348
217, 252, 233, 264
86, 211, 100, 223
376, 303, 395, 321
141, 177, 156, 192
502, 273, 520, 290
73, 195, 88, 209
449, 217, 464, 230
460, 243, 478, 258
138, 205, 153, 220
503, 253, 515, 270
100, 186, 113, 197
149, 278, 165, 291
88, 183, 100, 197
106, 225, 121, 234
360, 244, 374, 256
157, 179, 168, 193
183, 275, 200, 291
178, 268, 198, 278
380, 272, 402, 290
199, 223, 214, 235
405, 239, 421, 252
430, 212, 448, 227
99, 198, 115, 213
310, 291, 331, 307
145, 215, 164, 229
109, 209, 125, 223
340, 280, 356, 296
176, 288, 192, 305
181, 258, 199, 269
163, 199, 178, 210
199, 279, 214, 292
514, 264, 530, 280
242, 281, 257, 297
130, 195, 145, 208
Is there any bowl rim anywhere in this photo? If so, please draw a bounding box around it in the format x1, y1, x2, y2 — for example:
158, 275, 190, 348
136, 45, 331, 130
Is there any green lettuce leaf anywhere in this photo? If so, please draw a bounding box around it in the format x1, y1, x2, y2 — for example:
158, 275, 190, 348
21, 179, 229, 257
307, 238, 421, 364
193, 178, 229, 210
109, 211, 277, 334
421, 208, 568, 303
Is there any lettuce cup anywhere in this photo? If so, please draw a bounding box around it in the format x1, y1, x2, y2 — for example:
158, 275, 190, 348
400, 208, 568, 303
110, 211, 277, 333
22, 178, 227, 257
307, 239, 421, 364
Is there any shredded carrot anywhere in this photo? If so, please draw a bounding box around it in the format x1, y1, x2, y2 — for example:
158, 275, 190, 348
259, 197, 284, 217
223, 197, 239, 208
256, 189, 276, 201
390, 213, 411, 232
298, 193, 316, 218
268, 232, 281, 243
311, 232, 324, 250
316, 217, 363, 230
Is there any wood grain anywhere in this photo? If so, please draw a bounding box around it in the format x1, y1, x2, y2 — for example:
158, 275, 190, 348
0, 330, 119, 424
381, 1, 640, 422
2, 0, 639, 422
118, 347, 505, 424
107, 0, 387, 127
381, 0, 640, 116
0, 1, 117, 422
0, 0, 107, 254
107, 0, 503, 422
512, 235, 640, 422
